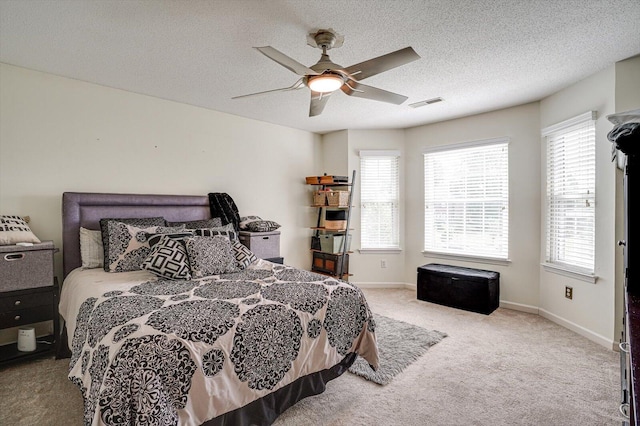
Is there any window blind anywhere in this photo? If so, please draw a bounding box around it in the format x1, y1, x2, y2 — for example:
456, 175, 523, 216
544, 112, 596, 274
360, 151, 400, 249
424, 139, 509, 259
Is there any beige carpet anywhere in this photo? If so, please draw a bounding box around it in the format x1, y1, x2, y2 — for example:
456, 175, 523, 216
0, 288, 622, 425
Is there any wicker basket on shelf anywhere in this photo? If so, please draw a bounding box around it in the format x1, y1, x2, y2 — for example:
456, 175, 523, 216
327, 190, 349, 207
313, 190, 327, 206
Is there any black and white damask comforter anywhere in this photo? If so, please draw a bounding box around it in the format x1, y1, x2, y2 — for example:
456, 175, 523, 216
59, 260, 379, 426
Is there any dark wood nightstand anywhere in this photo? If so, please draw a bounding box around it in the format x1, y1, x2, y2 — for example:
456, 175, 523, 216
0, 241, 59, 366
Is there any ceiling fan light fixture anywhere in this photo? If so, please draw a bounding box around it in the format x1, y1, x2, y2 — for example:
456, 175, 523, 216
307, 74, 344, 93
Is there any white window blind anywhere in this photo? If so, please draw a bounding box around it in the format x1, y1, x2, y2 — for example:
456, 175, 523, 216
360, 151, 400, 249
424, 139, 509, 259
543, 112, 596, 274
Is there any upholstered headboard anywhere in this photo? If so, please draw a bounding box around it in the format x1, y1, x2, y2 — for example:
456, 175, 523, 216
62, 192, 211, 278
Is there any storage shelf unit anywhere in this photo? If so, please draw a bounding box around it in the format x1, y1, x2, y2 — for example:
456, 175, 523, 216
307, 170, 356, 280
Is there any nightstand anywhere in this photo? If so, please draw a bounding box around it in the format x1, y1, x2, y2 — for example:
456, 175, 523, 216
239, 231, 281, 261
0, 241, 59, 366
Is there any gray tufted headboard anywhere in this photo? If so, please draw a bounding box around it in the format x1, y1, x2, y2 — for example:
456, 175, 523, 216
61, 192, 211, 278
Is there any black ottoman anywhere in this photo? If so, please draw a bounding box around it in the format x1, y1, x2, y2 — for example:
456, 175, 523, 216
417, 263, 500, 315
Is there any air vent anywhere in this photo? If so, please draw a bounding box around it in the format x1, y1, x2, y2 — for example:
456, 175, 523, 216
409, 97, 443, 108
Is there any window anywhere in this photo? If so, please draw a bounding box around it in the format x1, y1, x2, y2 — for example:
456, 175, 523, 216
360, 150, 400, 250
424, 139, 509, 260
543, 111, 596, 275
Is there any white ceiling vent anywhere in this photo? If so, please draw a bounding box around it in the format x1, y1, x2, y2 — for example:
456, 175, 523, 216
409, 97, 443, 108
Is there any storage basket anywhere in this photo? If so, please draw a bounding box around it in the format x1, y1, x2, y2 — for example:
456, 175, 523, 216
319, 234, 352, 253
327, 190, 349, 207
313, 190, 328, 206
324, 220, 346, 230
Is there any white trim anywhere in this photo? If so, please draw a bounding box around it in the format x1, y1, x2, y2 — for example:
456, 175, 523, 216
499, 300, 539, 314
539, 308, 612, 349
359, 150, 401, 157
351, 282, 409, 289
541, 111, 596, 136
358, 248, 402, 254
541, 262, 598, 284
422, 251, 511, 266
422, 137, 509, 154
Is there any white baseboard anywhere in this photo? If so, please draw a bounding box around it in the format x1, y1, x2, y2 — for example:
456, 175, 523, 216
499, 300, 539, 314
538, 308, 613, 349
352, 282, 410, 289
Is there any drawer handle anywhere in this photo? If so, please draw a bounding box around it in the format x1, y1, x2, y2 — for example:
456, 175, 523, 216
620, 402, 630, 418
14, 315, 21, 321
620, 342, 630, 353
263, 237, 270, 240
14, 300, 21, 306
4, 253, 25, 261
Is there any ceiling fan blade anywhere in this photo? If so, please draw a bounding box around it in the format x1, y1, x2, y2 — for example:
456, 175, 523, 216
343, 47, 420, 81
309, 91, 332, 117
232, 78, 304, 99
341, 79, 408, 105
255, 46, 319, 76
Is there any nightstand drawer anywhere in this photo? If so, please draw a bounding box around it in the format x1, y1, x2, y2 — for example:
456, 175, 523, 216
0, 288, 54, 312
0, 242, 55, 292
0, 304, 54, 328
239, 231, 280, 259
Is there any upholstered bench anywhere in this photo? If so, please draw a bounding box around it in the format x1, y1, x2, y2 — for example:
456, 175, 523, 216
417, 263, 500, 315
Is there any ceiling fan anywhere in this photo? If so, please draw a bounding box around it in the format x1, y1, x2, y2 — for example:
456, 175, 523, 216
232, 29, 421, 117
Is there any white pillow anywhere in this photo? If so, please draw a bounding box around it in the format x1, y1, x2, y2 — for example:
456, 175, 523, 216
0, 215, 41, 245
80, 227, 103, 268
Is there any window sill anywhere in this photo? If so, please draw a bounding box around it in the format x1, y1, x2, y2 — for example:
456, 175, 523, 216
422, 251, 510, 266
541, 263, 597, 284
359, 248, 402, 254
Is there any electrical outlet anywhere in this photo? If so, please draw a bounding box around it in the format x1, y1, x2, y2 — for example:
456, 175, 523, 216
380, 259, 387, 269
565, 286, 573, 300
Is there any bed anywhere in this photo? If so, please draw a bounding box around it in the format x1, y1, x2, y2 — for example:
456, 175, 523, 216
58, 192, 379, 426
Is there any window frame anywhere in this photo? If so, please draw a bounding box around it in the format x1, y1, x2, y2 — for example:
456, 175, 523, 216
542, 111, 597, 282
359, 150, 401, 252
423, 137, 510, 262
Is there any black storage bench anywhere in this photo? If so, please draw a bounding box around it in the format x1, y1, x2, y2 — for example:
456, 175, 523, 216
417, 263, 500, 315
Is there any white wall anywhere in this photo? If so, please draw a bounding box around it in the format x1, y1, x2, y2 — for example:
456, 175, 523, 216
539, 65, 616, 347
0, 63, 323, 279
346, 129, 406, 286
404, 103, 542, 309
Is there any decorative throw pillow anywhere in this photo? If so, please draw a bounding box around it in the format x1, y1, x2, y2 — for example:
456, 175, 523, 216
141, 235, 191, 280
245, 220, 281, 232
80, 227, 103, 268
147, 231, 194, 247
100, 217, 167, 270
239, 216, 262, 230
184, 235, 238, 278
0, 215, 41, 245
232, 241, 257, 270
194, 223, 238, 241
166, 218, 222, 229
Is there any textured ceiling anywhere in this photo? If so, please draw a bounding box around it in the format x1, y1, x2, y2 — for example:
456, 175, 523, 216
1, 0, 639, 134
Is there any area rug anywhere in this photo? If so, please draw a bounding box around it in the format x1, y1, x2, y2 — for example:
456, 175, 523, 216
348, 314, 447, 385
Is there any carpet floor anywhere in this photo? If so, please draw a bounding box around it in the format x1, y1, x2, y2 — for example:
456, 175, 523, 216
0, 288, 622, 425
348, 314, 447, 385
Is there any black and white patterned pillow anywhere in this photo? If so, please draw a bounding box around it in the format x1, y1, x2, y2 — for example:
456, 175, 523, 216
184, 235, 238, 278
99, 218, 187, 273
239, 216, 262, 230
194, 223, 238, 241
166, 218, 223, 229
100, 217, 166, 271
141, 235, 191, 280
0, 215, 41, 245
232, 241, 257, 270
147, 231, 194, 247
245, 220, 281, 232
